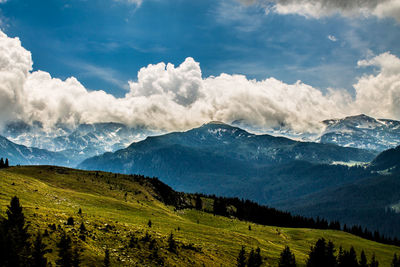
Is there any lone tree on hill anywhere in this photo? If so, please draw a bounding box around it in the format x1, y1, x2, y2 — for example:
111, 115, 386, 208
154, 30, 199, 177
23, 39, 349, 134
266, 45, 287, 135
168, 233, 177, 253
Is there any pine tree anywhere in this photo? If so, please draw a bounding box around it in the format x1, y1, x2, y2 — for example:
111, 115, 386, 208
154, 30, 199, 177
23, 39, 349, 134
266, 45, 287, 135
237, 246, 246, 267
0, 158, 4, 168
104, 248, 110, 267
392, 253, 400, 267
31, 232, 50, 267
326, 241, 336, 267
5, 158, 9, 168
247, 248, 256, 267
253, 247, 263, 267
370, 253, 379, 267
168, 233, 177, 253
67, 217, 74, 226
72, 246, 81, 267
4, 196, 31, 267
360, 250, 368, 267
337, 247, 359, 267
0, 217, 7, 266
348, 247, 359, 267
195, 194, 202, 210
56, 231, 73, 267
79, 222, 86, 233
279, 246, 296, 267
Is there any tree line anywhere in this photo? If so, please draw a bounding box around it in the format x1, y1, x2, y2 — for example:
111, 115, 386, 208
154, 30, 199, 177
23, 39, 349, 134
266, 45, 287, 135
238, 238, 400, 267
207, 195, 400, 247
0, 158, 9, 169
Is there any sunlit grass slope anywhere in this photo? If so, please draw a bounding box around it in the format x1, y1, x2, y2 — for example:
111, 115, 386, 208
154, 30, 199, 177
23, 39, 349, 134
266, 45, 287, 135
0, 166, 398, 266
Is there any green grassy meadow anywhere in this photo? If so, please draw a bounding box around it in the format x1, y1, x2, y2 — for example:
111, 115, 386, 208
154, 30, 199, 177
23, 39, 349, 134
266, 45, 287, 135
0, 166, 398, 266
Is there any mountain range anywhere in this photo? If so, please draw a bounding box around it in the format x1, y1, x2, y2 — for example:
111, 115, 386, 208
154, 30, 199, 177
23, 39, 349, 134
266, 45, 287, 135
319, 114, 400, 151
2, 115, 400, 237
2, 121, 154, 166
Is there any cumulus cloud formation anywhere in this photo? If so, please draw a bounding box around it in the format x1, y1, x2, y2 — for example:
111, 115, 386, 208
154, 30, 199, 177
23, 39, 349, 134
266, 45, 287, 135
355, 52, 400, 119
238, 0, 400, 22
0, 30, 399, 134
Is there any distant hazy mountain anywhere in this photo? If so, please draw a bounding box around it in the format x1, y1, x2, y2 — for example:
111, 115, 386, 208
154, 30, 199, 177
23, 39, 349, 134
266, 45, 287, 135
3, 121, 154, 165
78, 122, 376, 201
319, 114, 400, 151
274, 145, 400, 238
0, 135, 69, 166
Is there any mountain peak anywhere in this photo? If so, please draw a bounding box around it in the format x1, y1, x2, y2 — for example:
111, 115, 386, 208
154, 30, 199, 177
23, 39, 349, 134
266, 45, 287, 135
204, 121, 228, 126
344, 114, 375, 121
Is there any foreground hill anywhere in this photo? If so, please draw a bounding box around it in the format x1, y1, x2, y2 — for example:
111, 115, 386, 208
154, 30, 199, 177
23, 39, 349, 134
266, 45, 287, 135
0, 166, 398, 266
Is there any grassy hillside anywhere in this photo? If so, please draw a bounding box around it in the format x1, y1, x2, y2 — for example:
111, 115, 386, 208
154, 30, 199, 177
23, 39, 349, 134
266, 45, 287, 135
0, 166, 398, 266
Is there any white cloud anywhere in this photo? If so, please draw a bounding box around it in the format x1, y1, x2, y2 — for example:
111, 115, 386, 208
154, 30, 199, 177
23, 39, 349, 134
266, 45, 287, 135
0, 30, 399, 134
355, 52, 400, 119
328, 35, 337, 42
237, 0, 400, 22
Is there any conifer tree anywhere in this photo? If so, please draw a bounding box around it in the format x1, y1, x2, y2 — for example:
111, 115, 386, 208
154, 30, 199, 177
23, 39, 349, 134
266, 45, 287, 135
72, 246, 81, 267
57, 231, 73, 267
195, 194, 202, 210
326, 241, 336, 267
79, 222, 86, 233
237, 246, 246, 267
31, 231, 50, 267
392, 253, 400, 267
348, 247, 359, 267
360, 250, 368, 267
247, 248, 256, 267
307, 238, 336, 267
104, 248, 110, 267
5, 158, 9, 168
4, 196, 31, 267
370, 253, 379, 267
253, 247, 263, 267
279, 246, 296, 267
337, 247, 359, 267
0, 158, 4, 168
168, 233, 177, 253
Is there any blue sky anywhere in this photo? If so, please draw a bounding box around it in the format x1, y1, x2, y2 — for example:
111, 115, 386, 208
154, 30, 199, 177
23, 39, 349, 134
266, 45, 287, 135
1, 0, 399, 97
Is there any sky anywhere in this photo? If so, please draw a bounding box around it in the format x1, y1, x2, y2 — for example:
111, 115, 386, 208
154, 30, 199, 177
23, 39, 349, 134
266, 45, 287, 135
0, 0, 400, 133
